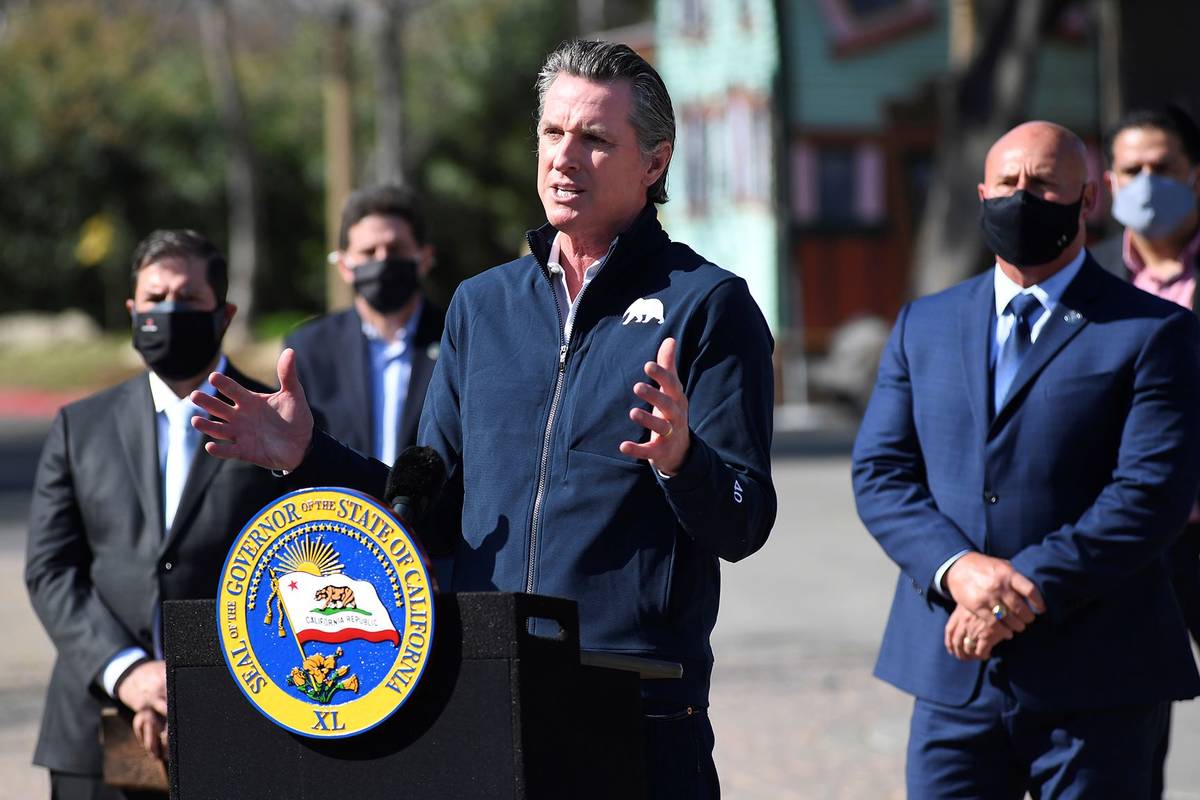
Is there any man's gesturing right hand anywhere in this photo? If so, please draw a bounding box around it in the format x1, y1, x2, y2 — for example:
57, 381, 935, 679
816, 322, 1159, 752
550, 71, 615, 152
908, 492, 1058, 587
944, 552, 1045, 634
191, 348, 314, 473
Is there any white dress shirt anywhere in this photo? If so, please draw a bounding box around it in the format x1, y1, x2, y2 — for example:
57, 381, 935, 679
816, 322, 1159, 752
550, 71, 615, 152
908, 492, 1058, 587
548, 232, 610, 342
363, 306, 421, 466
101, 356, 226, 697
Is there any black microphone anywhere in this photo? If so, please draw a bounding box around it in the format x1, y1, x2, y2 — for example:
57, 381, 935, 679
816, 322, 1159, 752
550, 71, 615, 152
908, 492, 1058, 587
385, 446, 447, 530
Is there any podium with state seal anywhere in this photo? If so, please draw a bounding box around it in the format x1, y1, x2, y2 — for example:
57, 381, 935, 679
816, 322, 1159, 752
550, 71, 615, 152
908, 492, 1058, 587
162, 488, 660, 799
165, 593, 651, 798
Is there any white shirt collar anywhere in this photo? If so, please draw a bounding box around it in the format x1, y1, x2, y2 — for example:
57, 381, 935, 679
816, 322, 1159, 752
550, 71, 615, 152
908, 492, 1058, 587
547, 233, 609, 283
360, 300, 423, 345
547, 233, 614, 342
993, 247, 1087, 317
148, 354, 226, 413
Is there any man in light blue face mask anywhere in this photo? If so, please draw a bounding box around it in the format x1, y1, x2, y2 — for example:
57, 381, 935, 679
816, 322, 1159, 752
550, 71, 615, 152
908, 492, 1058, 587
1095, 105, 1200, 797
1098, 104, 1200, 642
1097, 105, 1200, 310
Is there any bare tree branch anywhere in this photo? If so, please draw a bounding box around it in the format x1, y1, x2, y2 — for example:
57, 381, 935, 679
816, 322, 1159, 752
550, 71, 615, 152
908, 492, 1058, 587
910, 0, 1066, 297
198, 0, 261, 340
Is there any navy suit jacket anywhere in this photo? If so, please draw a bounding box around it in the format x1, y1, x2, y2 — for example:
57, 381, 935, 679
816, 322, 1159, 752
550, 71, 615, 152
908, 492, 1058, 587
852, 254, 1200, 710
285, 303, 444, 460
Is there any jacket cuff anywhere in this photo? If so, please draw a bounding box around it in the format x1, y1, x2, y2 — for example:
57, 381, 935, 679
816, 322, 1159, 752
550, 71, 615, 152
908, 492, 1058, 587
103, 648, 151, 700
654, 430, 712, 494
276, 425, 328, 480
932, 549, 972, 597
1008, 549, 1057, 622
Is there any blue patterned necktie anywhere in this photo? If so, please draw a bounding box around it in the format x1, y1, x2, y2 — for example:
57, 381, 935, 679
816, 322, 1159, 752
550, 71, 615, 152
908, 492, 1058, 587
993, 292, 1045, 414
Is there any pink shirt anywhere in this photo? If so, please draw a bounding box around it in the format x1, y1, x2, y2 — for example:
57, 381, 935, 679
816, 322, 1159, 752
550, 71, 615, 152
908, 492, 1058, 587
1123, 226, 1200, 521
1124, 226, 1200, 310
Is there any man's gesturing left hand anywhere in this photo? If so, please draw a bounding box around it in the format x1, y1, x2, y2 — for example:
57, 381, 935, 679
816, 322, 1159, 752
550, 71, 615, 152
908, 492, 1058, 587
619, 337, 690, 476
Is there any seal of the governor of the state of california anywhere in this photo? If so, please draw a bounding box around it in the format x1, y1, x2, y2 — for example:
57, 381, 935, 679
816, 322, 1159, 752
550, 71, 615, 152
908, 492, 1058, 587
216, 487, 435, 738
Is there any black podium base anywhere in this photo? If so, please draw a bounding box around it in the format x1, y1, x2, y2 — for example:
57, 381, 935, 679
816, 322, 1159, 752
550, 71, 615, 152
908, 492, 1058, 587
165, 593, 646, 799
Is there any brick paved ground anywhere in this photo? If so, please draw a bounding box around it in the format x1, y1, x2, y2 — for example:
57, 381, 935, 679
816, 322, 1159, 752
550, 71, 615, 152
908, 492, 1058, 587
711, 642, 909, 799
709, 457, 910, 798
709, 458, 1200, 799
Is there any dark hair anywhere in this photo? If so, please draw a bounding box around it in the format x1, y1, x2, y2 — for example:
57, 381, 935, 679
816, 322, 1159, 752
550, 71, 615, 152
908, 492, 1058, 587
1104, 104, 1200, 166
536, 39, 676, 204
338, 184, 428, 250
130, 229, 228, 304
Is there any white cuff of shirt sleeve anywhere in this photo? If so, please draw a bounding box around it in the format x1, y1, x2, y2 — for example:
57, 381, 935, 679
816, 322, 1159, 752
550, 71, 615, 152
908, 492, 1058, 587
933, 550, 971, 598
102, 647, 151, 698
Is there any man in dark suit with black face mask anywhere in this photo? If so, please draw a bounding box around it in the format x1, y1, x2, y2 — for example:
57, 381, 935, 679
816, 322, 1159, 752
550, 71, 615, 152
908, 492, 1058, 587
25, 230, 281, 799
853, 121, 1200, 798
284, 185, 445, 466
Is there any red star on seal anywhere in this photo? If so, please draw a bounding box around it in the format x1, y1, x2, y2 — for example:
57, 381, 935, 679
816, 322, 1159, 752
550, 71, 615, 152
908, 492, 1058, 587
288, 579, 299, 590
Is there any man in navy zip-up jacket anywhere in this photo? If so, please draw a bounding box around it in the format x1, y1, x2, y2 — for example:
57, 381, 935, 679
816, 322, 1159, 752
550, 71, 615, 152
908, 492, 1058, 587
422, 197, 776, 678
194, 40, 776, 797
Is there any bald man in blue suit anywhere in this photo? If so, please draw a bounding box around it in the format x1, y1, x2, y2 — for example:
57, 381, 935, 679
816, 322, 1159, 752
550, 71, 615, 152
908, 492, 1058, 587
853, 121, 1200, 798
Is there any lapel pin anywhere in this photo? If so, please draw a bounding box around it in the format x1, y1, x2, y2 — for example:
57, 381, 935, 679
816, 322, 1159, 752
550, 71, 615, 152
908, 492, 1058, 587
1063, 310, 1083, 324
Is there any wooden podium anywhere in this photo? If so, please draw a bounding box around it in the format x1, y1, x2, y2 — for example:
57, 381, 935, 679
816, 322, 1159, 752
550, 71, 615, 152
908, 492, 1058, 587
164, 593, 648, 799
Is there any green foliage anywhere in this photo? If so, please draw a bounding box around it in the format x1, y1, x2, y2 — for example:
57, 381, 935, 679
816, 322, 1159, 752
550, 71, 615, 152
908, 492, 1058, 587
0, 4, 207, 327
235, 15, 332, 315
254, 309, 316, 341
0, 1, 326, 329
0, 0, 646, 338
403, 0, 574, 299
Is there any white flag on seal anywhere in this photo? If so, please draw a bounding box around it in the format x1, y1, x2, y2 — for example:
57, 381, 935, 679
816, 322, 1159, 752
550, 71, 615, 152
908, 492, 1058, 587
277, 571, 400, 647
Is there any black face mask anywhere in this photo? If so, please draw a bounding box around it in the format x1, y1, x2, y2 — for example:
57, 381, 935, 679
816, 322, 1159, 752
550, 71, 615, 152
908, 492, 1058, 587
131, 303, 225, 381
352, 257, 419, 314
979, 190, 1083, 267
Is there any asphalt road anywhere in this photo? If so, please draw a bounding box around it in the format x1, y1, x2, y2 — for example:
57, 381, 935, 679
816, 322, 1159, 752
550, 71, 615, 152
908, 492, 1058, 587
711, 457, 1200, 799
2, 424, 1198, 798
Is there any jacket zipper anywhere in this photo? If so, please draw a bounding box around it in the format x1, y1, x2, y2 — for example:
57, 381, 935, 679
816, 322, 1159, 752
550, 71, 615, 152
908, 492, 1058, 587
527, 341, 568, 594
525, 240, 601, 595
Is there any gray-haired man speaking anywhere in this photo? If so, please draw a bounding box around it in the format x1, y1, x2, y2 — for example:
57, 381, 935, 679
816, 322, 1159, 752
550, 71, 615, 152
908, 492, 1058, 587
194, 40, 777, 796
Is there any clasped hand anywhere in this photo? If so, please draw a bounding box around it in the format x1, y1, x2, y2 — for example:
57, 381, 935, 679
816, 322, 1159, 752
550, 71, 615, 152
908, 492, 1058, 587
116, 660, 169, 761
942, 552, 1045, 661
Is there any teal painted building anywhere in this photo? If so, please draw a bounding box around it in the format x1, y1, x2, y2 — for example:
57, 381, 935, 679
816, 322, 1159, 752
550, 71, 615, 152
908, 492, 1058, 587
782, 0, 1098, 347
654, 0, 1102, 395
655, 0, 784, 333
